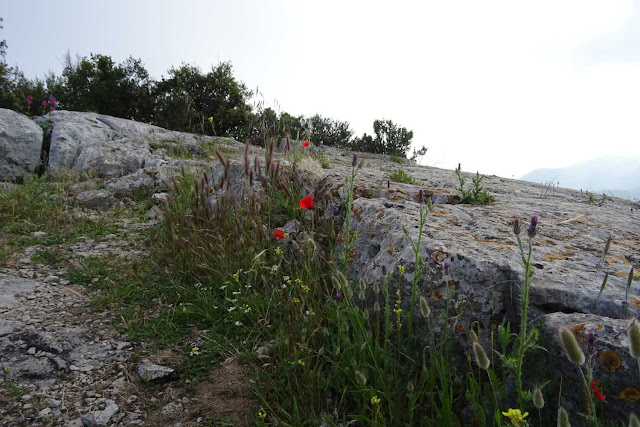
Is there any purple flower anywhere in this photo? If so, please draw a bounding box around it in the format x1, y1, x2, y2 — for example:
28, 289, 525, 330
443, 262, 451, 272
50, 106, 56, 111
48, 96, 57, 105
41, 100, 48, 107
352, 153, 358, 167
26, 95, 33, 104
527, 216, 538, 238
381, 264, 387, 275
335, 292, 342, 300
588, 332, 596, 346
418, 189, 424, 204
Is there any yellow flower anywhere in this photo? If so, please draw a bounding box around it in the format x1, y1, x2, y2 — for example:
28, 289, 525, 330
292, 297, 300, 304
270, 265, 278, 273
284, 232, 290, 238
232, 273, 239, 281
275, 247, 282, 255
398, 265, 405, 274
257, 407, 267, 420
371, 395, 381, 405
301, 285, 310, 293
297, 359, 305, 366
208, 116, 213, 123
501, 408, 529, 426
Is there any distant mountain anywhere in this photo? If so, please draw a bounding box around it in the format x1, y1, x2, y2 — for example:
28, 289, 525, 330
520, 155, 640, 201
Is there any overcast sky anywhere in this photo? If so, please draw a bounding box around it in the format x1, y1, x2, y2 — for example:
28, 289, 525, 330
2, 1, 640, 178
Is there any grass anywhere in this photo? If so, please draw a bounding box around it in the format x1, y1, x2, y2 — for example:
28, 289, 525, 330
389, 168, 418, 184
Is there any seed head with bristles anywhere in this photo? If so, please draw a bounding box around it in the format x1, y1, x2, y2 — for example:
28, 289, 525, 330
630, 413, 640, 427
533, 386, 544, 409
559, 327, 585, 365
472, 342, 490, 370
468, 329, 478, 343
355, 370, 367, 386
419, 296, 431, 317
628, 321, 640, 359
557, 406, 571, 427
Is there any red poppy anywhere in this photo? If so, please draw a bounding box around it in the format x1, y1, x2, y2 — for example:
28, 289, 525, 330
302, 141, 310, 147
299, 196, 313, 210
591, 380, 606, 401
272, 229, 285, 240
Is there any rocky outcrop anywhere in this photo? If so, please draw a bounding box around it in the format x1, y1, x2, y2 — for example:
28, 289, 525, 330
0, 109, 44, 180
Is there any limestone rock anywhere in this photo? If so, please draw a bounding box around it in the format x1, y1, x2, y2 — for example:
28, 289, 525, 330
0, 108, 44, 180
136, 359, 174, 381
76, 190, 117, 211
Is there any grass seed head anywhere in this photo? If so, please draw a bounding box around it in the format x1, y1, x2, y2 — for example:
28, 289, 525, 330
473, 341, 490, 370
559, 327, 585, 366
557, 406, 571, 427
628, 321, 640, 359
630, 413, 640, 427
419, 296, 431, 317
533, 386, 544, 409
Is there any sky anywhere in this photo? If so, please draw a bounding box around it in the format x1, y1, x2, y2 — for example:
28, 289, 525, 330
2, 0, 640, 179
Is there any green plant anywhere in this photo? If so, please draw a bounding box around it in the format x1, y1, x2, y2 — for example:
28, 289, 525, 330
455, 164, 495, 205
539, 178, 559, 199
390, 168, 418, 185
349, 119, 414, 157
586, 191, 610, 207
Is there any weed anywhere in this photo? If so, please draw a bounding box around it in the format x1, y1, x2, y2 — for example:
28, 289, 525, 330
455, 164, 494, 205
390, 168, 418, 185
539, 177, 560, 199
586, 191, 610, 207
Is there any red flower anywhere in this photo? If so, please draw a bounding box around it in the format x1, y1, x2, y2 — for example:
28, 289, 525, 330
302, 141, 310, 147
272, 229, 285, 240
299, 196, 313, 210
591, 380, 606, 401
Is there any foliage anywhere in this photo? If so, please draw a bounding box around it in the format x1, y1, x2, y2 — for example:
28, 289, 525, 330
390, 168, 418, 184
154, 62, 253, 139
349, 119, 414, 157
61, 53, 155, 122
586, 191, 610, 207
454, 165, 495, 205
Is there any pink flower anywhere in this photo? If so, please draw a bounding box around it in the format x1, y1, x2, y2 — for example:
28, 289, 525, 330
48, 97, 57, 105
26, 95, 33, 104
41, 100, 48, 107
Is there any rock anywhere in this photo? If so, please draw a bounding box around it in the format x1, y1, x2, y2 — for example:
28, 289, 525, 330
136, 359, 174, 381
0, 109, 44, 180
43, 275, 59, 283
81, 403, 119, 426
0, 273, 38, 309
49, 398, 61, 408
161, 401, 183, 415
104, 169, 155, 198
76, 190, 117, 211
540, 312, 639, 421
151, 192, 169, 205
38, 407, 51, 417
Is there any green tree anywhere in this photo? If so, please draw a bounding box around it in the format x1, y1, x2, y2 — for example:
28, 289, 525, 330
302, 114, 353, 147
350, 119, 414, 156
60, 53, 155, 121
154, 62, 253, 139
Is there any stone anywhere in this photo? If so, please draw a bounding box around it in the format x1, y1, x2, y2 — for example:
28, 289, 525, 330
161, 401, 183, 415
76, 190, 117, 211
0, 109, 44, 180
81, 403, 119, 426
136, 359, 174, 381
38, 407, 51, 416
104, 169, 155, 198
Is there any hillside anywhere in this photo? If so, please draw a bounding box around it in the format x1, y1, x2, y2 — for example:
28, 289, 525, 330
1, 109, 639, 426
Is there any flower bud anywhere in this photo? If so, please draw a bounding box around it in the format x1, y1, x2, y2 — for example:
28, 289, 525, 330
373, 282, 380, 294
527, 215, 538, 238
352, 153, 358, 167
355, 370, 367, 386
512, 216, 521, 236
559, 327, 585, 366
468, 329, 478, 343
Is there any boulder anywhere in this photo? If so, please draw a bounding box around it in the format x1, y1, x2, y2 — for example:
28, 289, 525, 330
0, 109, 44, 180
75, 190, 117, 211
